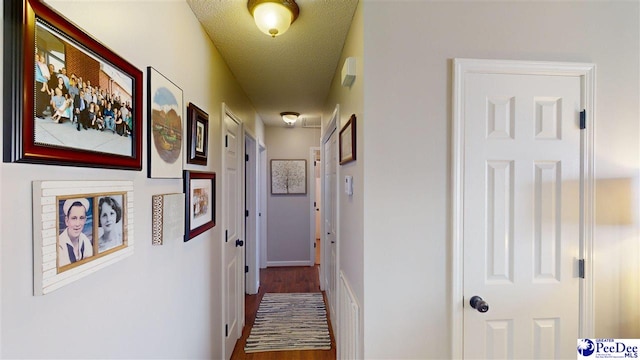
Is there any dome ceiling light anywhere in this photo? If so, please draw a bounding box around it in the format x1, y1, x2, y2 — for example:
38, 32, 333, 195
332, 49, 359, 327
281, 112, 300, 126
248, 0, 300, 38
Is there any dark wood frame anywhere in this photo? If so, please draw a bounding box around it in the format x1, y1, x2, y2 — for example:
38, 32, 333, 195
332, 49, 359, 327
3, 0, 143, 170
183, 170, 215, 241
187, 103, 208, 165
339, 114, 357, 165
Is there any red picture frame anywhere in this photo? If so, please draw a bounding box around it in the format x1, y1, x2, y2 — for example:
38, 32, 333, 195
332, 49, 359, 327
3, 0, 143, 170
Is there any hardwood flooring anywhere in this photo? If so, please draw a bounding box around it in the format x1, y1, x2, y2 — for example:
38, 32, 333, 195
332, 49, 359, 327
230, 266, 336, 360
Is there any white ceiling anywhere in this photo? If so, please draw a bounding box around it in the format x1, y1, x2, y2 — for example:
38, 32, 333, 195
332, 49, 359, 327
186, 0, 358, 127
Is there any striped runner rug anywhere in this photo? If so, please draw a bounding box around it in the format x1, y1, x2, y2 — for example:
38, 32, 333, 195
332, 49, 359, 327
244, 292, 331, 353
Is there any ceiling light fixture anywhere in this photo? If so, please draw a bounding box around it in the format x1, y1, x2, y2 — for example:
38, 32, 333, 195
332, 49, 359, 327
248, 0, 299, 38
281, 112, 299, 126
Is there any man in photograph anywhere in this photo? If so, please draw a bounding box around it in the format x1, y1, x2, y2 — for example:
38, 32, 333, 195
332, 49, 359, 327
58, 198, 93, 267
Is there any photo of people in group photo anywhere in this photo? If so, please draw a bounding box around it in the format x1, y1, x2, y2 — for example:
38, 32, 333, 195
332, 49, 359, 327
57, 194, 126, 271
34, 18, 135, 157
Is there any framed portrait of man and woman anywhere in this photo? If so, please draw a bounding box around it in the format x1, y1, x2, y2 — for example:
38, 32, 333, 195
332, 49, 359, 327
33, 180, 135, 295
56, 194, 127, 271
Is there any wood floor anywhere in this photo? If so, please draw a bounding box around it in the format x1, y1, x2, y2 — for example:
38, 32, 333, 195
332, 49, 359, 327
230, 266, 336, 360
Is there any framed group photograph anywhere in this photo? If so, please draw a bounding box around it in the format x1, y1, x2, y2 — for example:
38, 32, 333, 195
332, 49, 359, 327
3, 0, 143, 170
183, 170, 216, 241
32, 180, 134, 295
147, 66, 184, 178
271, 159, 307, 195
339, 114, 357, 165
187, 103, 209, 165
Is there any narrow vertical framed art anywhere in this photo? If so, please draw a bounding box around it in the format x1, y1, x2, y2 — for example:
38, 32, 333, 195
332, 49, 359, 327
339, 114, 356, 165
147, 66, 184, 178
187, 102, 208, 165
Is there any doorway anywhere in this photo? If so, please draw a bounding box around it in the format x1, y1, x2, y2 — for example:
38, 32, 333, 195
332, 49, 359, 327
451, 59, 595, 358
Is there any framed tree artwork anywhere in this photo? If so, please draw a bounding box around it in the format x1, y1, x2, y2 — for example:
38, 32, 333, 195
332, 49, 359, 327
271, 159, 307, 195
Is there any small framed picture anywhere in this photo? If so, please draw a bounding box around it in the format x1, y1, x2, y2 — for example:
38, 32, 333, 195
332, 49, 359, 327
183, 170, 216, 241
339, 114, 357, 165
187, 103, 209, 165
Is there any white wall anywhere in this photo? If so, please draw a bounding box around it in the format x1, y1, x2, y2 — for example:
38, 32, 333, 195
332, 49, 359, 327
1, 1, 262, 358
323, 0, 364, 356
363, 1, 639, 358
265, 126, 320, 265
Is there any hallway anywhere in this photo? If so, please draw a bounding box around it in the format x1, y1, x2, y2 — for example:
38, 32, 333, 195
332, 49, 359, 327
231, 266, 336, 360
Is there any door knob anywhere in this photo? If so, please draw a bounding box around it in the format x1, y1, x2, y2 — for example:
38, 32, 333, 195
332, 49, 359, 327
235, 239, 244, 247
469, 296, 489, 313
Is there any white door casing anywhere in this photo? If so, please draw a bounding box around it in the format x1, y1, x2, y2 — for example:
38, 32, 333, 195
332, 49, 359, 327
259, 145, 268, 269
245, 132, 259, 295
310, 147, 321, 265
222, 105, 244, 360
452, 59, 595, 358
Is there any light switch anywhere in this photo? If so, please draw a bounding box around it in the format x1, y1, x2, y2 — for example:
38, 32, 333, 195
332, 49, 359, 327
345, 175, 353, 196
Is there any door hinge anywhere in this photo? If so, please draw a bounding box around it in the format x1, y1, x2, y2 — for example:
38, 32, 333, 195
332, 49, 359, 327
314, 160, 317, 167
245, 154, 249, 162
245, 265, 249, 273
580, 110, 586, 130
225, 230, 228, 242
578, 259, 585, 278
245, 210, 249, 217
313, 201, 316, 207
313, 242, 316, 248
225, 135, 228, 147
225, 324, 228, 337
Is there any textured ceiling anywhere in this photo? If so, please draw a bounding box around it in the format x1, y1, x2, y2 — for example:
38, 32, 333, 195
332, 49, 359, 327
186, 0, 358, 127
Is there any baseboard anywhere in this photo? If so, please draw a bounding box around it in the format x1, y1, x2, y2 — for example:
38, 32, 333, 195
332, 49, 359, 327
267, 260, 313, 267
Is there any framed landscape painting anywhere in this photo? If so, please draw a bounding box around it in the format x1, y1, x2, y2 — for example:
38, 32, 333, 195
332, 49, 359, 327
3, 0, 143, 170
147, 66, 184, 178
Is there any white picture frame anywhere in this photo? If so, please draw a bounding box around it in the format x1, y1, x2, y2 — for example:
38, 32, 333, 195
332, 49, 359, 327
32, 180, 134, 295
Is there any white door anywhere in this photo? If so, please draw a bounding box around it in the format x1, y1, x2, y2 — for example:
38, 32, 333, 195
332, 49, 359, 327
223, 110, 243, 360
323, 127, 338, 321
455, 59, 594, 359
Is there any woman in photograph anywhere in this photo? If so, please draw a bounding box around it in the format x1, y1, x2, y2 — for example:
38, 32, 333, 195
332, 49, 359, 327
51, 93, 72, 123
98, 196, 123, 252
50, 87, 65, 123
